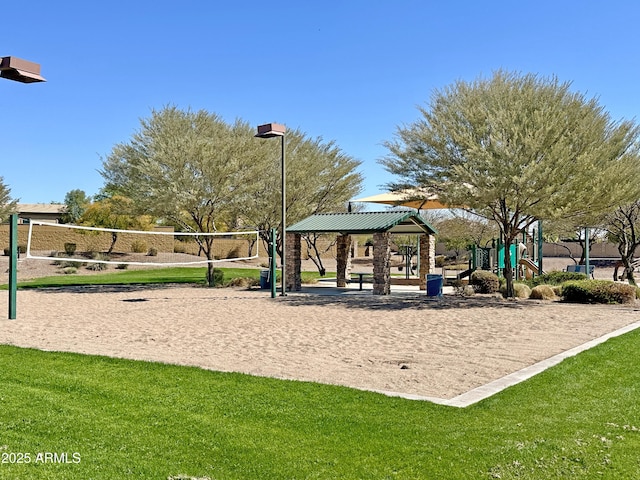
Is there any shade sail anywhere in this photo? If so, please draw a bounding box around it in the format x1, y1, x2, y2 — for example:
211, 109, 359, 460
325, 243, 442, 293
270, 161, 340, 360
353, 188, 448, 210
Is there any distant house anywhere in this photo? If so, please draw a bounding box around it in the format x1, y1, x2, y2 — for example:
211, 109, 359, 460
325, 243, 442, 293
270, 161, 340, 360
16, 204, 66, 224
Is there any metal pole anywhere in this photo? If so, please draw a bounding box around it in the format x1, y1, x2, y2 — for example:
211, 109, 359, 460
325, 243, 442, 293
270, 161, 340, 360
270, 227, 277, 299
585, 227, 590, 279
537, 220, 543, 276
280, 133, 286, 296
8, 213, 17, 319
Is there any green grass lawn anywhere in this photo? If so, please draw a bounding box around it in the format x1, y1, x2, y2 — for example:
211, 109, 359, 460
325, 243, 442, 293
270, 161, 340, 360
1, 267, 326, 290
1, 327, 640, 479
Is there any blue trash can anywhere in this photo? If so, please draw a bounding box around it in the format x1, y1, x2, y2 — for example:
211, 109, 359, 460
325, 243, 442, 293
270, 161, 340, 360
426, 274, 443, 297
260, 270, 271, 289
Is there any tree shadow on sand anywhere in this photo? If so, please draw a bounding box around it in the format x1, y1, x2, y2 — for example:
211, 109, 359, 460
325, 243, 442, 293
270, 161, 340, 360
24, 284, 182, 295
281, 292, 551, 312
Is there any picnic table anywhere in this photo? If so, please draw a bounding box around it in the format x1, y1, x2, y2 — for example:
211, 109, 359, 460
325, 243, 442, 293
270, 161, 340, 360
351, 272, 371, 290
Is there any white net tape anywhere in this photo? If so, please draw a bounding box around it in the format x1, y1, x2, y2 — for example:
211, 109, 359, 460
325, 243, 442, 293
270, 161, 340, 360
26, 221, 260, 266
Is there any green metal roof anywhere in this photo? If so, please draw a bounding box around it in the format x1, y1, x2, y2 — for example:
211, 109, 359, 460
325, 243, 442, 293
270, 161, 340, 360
287, 211, 437, 235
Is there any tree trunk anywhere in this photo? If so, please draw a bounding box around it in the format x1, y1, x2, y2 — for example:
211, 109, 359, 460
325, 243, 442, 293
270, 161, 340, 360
204, 237, 216, 287
616, 235, 638, 286
107, 232, 118, 254
618, 254, 637, 286
303, 233, 329, 277
206, 262, 215, 287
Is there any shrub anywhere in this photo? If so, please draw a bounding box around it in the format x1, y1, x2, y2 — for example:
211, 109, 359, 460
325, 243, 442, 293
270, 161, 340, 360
526, 270, 586, 287
87, 253, 109, 271
451, 279, 465, 296
147, 247, 158, 257
173, 242, 187, 254
513, 283, 531, 299
64, 243, 77, 255
116, 263, 129, 270
470, 270, 500, 294
212, 268, 224, 286
435, 255, 446, 268
62, 267, 77, 275
227, 277, 260, 288
500, 282, 531, 299
463, 285, 476, 296
562, 280, 637, 304
301, 272, 319, 285
4, 246, 27, 255
63, 260, 84, 268
530, 284, 557, 300
131, 240, 148, 253
225, 246, 241, 259
87, 262, 108, 271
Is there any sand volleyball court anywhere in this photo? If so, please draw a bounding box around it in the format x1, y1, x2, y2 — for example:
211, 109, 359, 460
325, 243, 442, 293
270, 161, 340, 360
1, 285, 639, 402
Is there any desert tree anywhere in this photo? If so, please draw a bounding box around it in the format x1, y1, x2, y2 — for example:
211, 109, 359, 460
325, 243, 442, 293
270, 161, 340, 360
241, 128, 363, 275
381, 70, 640, 297
79, 194, 154, 254
0, 176, 17, 223
604, 200, 640, 285
541, 216, 608, 266
101, 106, 362, 283
434, 213, 499, 257
101, 106, 253, 285
61, 189, 92, 224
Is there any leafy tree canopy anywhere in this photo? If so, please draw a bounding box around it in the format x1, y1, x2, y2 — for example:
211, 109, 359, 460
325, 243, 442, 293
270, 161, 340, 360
434, 213, 499, 256
100, 105, 363, 280
79, 195, 154, 254
61, 189, 92, 224
381, 70, 640, 296
0, 176, 17, 223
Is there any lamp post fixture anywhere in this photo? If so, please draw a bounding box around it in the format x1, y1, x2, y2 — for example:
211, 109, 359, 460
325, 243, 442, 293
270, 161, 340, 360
0, 56, 46, 83
255, 123, 286, 296
2, 55, 45, 320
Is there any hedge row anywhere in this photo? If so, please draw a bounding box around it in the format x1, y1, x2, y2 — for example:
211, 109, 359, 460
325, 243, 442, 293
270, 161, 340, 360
561, 280, 637, 305
469, 269, 637, 304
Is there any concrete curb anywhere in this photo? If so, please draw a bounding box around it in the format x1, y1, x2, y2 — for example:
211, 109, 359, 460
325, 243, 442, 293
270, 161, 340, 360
372, 320, 640, 408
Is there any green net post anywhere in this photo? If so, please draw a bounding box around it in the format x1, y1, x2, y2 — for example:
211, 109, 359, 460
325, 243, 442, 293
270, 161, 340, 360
537, 220, 543, 275
8, 213, 17, 319
270, 228, 277, 299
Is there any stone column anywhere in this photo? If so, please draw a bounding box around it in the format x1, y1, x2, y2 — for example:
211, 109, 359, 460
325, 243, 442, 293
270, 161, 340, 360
285, 232, 302, 291
419, 233, 436, 290
336, 234, 351, 287
372, 232, 391, 295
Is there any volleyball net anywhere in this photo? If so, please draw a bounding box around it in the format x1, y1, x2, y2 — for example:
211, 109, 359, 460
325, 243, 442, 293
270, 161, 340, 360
25, 221, 261, 267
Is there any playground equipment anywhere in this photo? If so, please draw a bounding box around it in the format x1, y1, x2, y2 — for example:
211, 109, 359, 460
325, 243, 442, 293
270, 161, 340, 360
519, 258, 545, 279
449, 226, 545, 284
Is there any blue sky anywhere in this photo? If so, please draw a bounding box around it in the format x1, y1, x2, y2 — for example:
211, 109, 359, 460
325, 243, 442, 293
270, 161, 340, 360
2, 0, 640, 204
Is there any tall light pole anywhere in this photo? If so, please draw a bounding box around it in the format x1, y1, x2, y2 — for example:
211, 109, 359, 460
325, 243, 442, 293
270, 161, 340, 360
2, 55, 46, 320
255, 123, 286, 296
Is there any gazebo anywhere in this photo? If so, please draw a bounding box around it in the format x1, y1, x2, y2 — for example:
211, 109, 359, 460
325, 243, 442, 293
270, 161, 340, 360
285, 211, 438, 295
